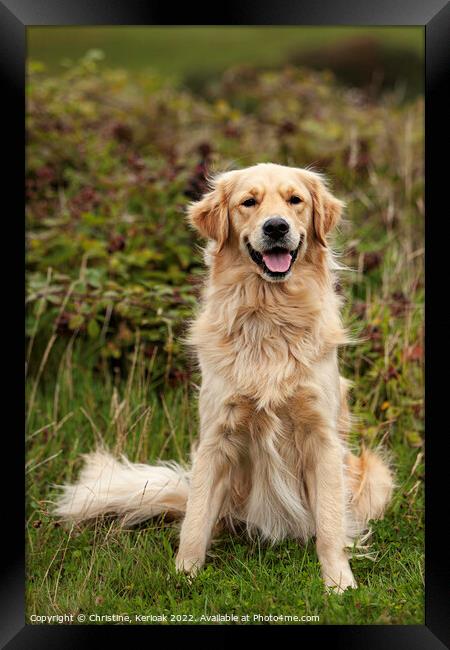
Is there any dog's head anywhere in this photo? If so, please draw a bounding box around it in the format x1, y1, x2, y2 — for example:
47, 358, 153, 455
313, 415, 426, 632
187, 163, 344, 282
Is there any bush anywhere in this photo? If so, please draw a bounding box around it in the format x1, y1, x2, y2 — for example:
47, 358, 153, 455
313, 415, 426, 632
26, 52, 424, 383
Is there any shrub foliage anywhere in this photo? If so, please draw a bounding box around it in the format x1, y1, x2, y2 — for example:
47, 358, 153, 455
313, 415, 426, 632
26, 52, 424, 383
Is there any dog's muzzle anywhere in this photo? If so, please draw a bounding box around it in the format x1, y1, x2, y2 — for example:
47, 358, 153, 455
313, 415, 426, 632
247, 237, 302, 279
246, 215, 303, 279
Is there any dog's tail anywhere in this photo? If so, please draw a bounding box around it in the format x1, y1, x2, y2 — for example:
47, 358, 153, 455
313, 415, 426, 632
53, 449, 190, 526
346, 448, 394, 531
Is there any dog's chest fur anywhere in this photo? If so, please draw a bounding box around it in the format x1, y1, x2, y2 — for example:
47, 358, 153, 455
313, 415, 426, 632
222, 402, 316, 543
190, 269, 345, 542
191, 273, 342, 407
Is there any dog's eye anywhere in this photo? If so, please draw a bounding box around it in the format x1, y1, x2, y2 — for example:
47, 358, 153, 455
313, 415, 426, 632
289, 196, 302, 205
242, 198, 257, 208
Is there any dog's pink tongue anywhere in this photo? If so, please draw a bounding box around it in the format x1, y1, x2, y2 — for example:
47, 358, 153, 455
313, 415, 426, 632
262, 250, 291, 273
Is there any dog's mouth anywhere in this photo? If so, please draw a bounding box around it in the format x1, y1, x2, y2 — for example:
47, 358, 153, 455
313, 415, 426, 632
246, 241, 300, 278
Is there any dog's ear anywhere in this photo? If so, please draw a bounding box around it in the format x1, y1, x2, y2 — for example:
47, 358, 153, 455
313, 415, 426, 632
187, 173, 232, 251
302, 171, 345, 247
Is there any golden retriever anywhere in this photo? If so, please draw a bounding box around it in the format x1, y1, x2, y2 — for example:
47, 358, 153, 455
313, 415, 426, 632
55, 163, 393, 593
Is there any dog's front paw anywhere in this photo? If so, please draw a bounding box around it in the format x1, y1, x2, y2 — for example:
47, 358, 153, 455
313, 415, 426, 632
175, 553, 204, 577
322, 562, 358, 594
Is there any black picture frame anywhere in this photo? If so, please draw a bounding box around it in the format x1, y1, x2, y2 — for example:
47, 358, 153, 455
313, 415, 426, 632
5, 0, 449, 647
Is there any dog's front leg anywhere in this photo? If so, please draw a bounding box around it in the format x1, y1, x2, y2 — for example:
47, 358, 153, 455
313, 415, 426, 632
175, 440, 227, 576
306, 432, 357, 593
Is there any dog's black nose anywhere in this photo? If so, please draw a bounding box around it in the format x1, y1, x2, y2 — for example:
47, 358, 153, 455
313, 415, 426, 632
263, 217, 290, 240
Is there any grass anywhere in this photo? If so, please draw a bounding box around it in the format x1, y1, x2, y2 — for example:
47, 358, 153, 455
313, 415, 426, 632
26, 262, 424, 625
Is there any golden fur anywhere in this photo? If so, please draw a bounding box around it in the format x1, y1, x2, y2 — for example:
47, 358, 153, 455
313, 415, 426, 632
54, 163, 393, 593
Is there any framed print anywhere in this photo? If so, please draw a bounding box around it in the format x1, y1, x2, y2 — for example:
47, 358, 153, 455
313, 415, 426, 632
2, 0, 448, 647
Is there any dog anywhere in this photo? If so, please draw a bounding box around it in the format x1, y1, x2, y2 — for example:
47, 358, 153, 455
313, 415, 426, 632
54, 163, 393, 593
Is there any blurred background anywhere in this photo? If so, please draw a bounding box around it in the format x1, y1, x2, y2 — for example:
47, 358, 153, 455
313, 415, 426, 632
29, 26, 423, 99
26, 25, 424, 379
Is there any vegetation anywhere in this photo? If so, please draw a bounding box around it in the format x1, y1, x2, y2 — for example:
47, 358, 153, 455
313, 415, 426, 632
26, 52, 424, 624
28, 27, 423, 98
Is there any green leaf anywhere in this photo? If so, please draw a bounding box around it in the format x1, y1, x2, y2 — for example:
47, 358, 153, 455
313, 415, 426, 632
87, 319, 100, 338
405, 431, 423, 448
68, 314, 84, 330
